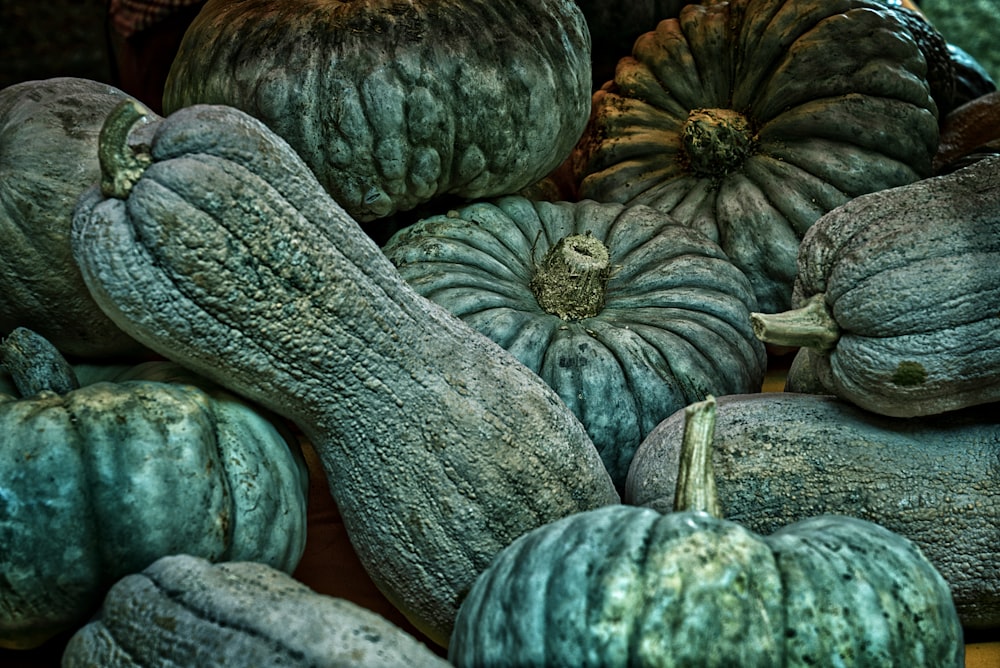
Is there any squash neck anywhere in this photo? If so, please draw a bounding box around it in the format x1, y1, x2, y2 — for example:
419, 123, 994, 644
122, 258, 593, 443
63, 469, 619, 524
529, 234, 611, 320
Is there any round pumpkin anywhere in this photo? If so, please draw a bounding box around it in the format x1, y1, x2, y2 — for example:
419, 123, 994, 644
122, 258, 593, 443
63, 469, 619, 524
162, 0, 592, 223
382, 196, 766, 490
571, 0, 940, 313
0, 328, 309, 650
449, 398, 965, 666
0, 77, 152, 360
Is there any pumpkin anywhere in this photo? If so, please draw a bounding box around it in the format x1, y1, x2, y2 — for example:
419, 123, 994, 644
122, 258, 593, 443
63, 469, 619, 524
934, 89, 1000, 174
450, 396, 965, 666
61, 554, 450, 667
70, 99, 618, 647
382, 196, 766, 490
0, 328, 308, 650
0, 77, 152, 360
161, 0, 592, 223
947, 43, 997, 109
627, 392, 1000, 631
571, 0, 940, 313
750, 153, 1000, 418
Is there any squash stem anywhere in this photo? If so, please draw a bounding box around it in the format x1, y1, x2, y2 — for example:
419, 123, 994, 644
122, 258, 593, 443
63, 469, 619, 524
529, 233, 611, 320
673, 395, 722, 518
749, 293, 841, 351
0, 327, 79, 397
99, 98, 153, 199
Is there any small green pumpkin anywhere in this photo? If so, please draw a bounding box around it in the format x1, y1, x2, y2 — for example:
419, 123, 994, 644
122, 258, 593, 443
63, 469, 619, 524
449, 397, 965, 666
571, 0, 940, 313
383, 196, 766, 490
62, 554, 450, 667
750, 154, 1000, 417
0, 328, 308, 650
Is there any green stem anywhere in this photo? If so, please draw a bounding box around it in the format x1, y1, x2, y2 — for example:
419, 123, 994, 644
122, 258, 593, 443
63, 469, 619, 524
749, 293, 841, 351
0, 328, 79, 397
529, 233, 611, 320
99, 98, 153, 199
673, 394, 721, 518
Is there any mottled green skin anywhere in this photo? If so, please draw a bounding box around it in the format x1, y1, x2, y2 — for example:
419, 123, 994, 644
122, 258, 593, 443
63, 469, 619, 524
71, 103, 618, 647
62, 555, 451, 668
574, 0, 939, 313
163, 0, 592, 223
0, 362, 308, 650
449, 505, 963, 666
627, 392, 1000, 630
383, 197, 766, 491
788, 154, 1000, 417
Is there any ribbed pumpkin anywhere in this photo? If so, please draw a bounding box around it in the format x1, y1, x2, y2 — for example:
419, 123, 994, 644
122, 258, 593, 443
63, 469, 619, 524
383, 196, 766, 490
0, 77, 151, 359
449, 398, 965, 667
0, 328, 308, 650
62, 554, 450, 667
751, 154, 1000, 418
162, 0, 592, 223
572, 0, 940, 313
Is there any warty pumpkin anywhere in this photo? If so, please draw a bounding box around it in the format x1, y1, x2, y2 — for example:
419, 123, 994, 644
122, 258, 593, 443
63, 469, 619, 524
450, 397, 965, 667
0, 328, 308, 650
0, 77, 151, 360
750, 154, 1000, 418
70, 100, 619, 647
61, 554, 450, 667
571, 0, 940, 313
627, 391, 1000, 631
162, 0, 592, 223
383, 196, 766, 490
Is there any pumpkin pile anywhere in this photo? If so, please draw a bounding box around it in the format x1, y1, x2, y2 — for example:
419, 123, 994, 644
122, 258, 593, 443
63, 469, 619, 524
1, 0, 998, 665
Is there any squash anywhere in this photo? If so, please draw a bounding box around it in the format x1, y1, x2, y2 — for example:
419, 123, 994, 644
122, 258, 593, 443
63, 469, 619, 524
571, 0, 940, 313
70, 100, 619, 647
382, 196, 766, 490
61, 554, 450, 667
0, 328, 308, 650
750, 154, 1000, 418
449, 397, 965, 666
934, 90, 1000, 174
162, 0, 592, 223
627, 391, 1000, 631
0, 77, 151, 360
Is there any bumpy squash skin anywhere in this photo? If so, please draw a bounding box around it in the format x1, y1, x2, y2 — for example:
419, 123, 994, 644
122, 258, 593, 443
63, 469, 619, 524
449, 504, 964, 666
0, 361, 308, 650
780, 155, 1000, 417
71, 102, 618, 647
627, 392, 1000, 630
0, 77, 151, 359
162, 0, 592, 222
62, 554, 450, 667
573, 0, 939, 313
383, 197, 766, 490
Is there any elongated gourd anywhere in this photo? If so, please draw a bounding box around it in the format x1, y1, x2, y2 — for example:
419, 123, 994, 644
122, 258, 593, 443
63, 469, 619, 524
627, 391, 1000, 630
70, 100, 619, 647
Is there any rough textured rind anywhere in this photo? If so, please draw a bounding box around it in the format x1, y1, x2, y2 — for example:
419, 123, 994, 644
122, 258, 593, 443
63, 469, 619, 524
383, 196, 766, 490
572, 0, 939, 313
163, 0, 592, 222
788, 154, 1000, 417
0, 77, 151, 359
0, 363, 308, 650
61, 554, 451, 667
627, 392, 1000, 630
449, 505, 964, 666
70, 103, 619, 647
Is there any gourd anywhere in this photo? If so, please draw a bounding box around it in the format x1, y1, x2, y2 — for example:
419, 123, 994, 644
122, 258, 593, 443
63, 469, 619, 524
0, 328, 308, 650
450, 397, 965, 666
162, 0, 592, 223
61, 554, 450, 667
626, 391, 1000, 631
750, 154, 1000, 418
934, 90, 1000, 174
383, 196, 766, 490
0, 77, 151, 359
571, 0, 940, 313
70, 100, 619, 647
